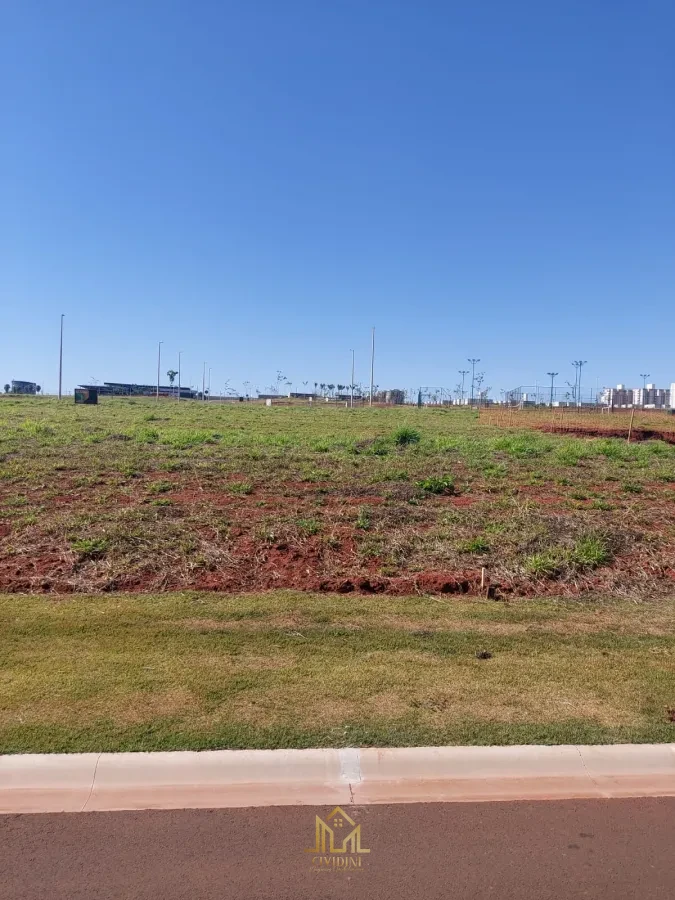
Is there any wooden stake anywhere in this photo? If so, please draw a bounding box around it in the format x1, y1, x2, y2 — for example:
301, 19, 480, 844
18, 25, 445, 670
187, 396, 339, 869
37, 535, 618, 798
627, 407, 636, 443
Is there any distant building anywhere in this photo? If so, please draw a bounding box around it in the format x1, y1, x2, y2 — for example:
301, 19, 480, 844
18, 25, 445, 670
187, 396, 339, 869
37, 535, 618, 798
11, 380, 37, 394
77, 382, 195, 398
603, 383, 672, 409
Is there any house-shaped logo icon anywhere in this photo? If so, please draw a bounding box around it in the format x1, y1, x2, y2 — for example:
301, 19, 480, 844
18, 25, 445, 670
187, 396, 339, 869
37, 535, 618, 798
306, 806, 370, 855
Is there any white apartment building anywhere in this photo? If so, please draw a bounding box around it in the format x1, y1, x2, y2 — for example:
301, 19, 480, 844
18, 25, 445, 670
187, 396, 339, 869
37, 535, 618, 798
603, 383, 674, 409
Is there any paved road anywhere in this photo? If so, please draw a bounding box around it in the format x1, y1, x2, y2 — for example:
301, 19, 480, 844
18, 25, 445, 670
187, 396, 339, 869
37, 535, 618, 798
1, 798, 675, 899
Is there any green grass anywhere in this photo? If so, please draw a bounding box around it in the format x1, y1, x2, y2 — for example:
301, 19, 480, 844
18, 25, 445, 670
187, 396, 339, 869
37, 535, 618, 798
2, 590, 675, 753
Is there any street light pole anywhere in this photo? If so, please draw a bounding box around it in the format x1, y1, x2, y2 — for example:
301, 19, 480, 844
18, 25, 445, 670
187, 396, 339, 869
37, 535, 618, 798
350, 350, 355, 408
459, 370, 468, 405
202, 362, 206, 402
468, 359, 480, 405
208, 367, 212, 402
572, 360, 587, 408
177, 351, 182, 401
547, 372, 559, 408
369, 327, 375, 407
58, 314, 64, 400
639, 373, 650, 408
156, 341, 163, 401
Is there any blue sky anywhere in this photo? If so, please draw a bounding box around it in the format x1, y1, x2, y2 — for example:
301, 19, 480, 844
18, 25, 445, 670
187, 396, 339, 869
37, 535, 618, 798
2, 0, 673, 397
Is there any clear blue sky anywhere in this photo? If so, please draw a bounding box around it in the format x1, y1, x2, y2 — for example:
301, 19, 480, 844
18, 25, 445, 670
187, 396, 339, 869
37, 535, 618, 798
2, 0, 673, 397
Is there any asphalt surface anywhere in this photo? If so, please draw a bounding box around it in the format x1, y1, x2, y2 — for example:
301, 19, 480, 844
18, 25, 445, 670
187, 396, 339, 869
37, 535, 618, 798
2, 798, 675, 899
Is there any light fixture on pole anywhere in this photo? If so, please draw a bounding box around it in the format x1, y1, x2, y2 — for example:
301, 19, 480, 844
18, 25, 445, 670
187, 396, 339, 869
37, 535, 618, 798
459, 370, 468, 405
572, 360, 587, 407
639, 373, 650, 408
58, 314, 64, 400
369, 327, 375, 407
468, 359, 480, 405
547, 372, 559, 408
156, 341, 163, 401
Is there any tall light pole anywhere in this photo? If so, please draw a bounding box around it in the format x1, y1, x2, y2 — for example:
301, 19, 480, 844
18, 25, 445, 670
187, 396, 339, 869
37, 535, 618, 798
369, 327, 375, 407
350, 349, 355, 408
459, 370, 468, 405
156, 341, 163, 401
547, 372, 558, 408
468, 358, 480, 405
177, 351, 182, 401
572, 360, 587, 408
208, 367, 212, 402
202, 362, 206, 402
58, 314, 64, 400
639, 373, 650, 408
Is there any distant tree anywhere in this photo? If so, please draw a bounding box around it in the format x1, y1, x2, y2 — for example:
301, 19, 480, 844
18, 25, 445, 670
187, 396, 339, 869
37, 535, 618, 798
319, 383, 326, 396
313, 381, 318, 394
36, 385, 41, 394
3, 384, 9, 393
166, 369, 178, 386
327, 383, 335, 397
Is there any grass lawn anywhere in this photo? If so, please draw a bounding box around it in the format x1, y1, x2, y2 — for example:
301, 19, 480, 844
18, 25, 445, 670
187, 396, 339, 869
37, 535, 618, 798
2, 590, 675, 753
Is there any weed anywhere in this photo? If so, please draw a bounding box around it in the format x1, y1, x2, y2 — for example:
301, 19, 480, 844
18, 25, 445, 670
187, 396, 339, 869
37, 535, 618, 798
392, 427, 421, 447
229, 481, 253, 495
70, 537, 109, 558
356, 506, 372, 530
297, 518, 321, 536
623, 482, 643, 494
148, 481, 173, 494
417, 475, 455, 495
458, 536, 490, 553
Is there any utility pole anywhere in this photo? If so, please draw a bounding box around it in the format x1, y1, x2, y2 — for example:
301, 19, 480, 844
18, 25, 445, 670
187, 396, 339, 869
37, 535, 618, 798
177, 351, 182, 401
208, 367, 212, 402
572, 360, 587, 408
156, 341, 163, 401
58, 314, 64, 400
547, 372, 558, 408
468, 359, 480, 405
639, 373, 650, 408
369, 327, 375, 407
459, 370, 469, 405
350, 349, 355, 408
202, 362, 206, 402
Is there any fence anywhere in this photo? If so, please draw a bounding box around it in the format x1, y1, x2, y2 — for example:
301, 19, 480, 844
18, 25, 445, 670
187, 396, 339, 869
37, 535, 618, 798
479, 405, 675, 443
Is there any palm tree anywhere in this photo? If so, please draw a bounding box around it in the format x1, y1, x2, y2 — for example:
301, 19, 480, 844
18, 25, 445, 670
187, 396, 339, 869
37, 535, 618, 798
327, 383, 335, 398
320, 383, 326, 397
36, 385, 41, 394
3, 384, 10, 393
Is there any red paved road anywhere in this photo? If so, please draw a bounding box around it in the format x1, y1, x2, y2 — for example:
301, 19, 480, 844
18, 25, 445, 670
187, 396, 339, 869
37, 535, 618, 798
2, 799, 675, 899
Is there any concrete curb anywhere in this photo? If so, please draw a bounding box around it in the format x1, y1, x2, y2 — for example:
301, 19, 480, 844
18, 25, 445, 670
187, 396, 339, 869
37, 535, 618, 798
2, 744, 675, 814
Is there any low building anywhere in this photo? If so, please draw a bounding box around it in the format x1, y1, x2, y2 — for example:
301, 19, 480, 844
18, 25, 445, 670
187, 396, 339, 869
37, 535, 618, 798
11, 380, 38, 394
78, 382, 196, 399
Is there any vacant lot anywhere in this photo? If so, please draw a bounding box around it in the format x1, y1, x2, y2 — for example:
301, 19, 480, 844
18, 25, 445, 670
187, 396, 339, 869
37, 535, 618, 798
1, 397, 675, 750
1, 397, 674, 598
2, 590, 675, 753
